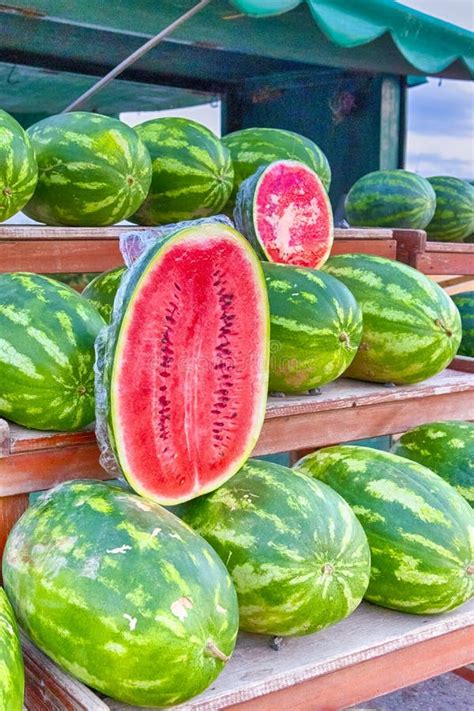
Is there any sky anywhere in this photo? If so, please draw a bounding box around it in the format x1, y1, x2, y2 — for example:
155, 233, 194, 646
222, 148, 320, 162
399, 0, 474, 179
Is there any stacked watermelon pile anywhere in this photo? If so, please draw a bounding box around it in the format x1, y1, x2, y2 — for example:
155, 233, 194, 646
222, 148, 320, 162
0, 111, 473, 708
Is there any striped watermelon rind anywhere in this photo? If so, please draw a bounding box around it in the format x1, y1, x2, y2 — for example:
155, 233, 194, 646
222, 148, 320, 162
178, 458, 370, 636
294, 445, 474, 614
263, 262, 363, 393
345, 170, 436, 229
3, 480, 238, 707
234, 159, 334, 268
24, 112, 152, 226
393, 421, 474, 508
129, 117, 234, 226
426, 177, 474, 242
222, 127, 331, 212
0, 588, 24, 711
0, 272, 105, 430
322, 253, 462, 384
452, 291, 474, 357
0, 110, 38, 222
82, 266, 126, 323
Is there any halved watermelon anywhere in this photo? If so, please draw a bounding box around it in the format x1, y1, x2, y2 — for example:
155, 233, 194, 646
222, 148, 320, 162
105, 222, 269, 505
234, 159, 334, 268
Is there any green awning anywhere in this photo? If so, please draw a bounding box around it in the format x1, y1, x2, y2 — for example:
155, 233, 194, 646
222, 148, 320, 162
306, 0, 473, 78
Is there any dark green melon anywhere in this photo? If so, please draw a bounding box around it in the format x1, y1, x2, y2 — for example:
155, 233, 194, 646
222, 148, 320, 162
452, 291, 474, 357
0, 110, 38, 222
345, 170, 436, 229
426, 177, 474, 242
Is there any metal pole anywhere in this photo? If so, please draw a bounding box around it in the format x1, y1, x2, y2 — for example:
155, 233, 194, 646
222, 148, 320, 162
63, 0, 214, 113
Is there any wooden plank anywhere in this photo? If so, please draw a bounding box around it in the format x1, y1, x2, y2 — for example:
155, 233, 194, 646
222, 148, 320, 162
450, 356, 474, 374
0, 493, 28, 572
392, 229, 426, 266
330, 239, 396, 259
453, 665, 474, 683
415, 250, 474, 276
101, 601, 473, 710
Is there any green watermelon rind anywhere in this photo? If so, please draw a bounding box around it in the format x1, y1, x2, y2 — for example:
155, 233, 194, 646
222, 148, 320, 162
345, 170, 436, 229
294, 445, 474, 615
452, 291, 474, 358
129, 117, 234, 226
82, 266, 126, 324
24, 112, 152, 226
3, 479, 238, 707
222, 127, 331, 212
0, 588, 24, 711
262, 262, 363, 393
426, 177, 474, 242
179, 458, 371, 636
99, 222, 270, 504
0, 110, 38, 223
0, 272, 105, 431
393, 421, 474, 508
322, 253, 462, 384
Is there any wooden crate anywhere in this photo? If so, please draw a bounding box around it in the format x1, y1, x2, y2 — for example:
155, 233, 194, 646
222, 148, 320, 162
393, 229, 474, 276
0, 226, 396, 273
22, 601, 474, 710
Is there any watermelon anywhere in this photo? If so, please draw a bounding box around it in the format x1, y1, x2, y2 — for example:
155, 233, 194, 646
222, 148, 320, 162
82, 266, 126, 323
24, 112, 152, 226
3, 480, 238, 707
129, 118, 233, 226
0, 272, 104, 430
426, 177, 474, 242
222, 127, 331, 212
294, 446, 474, 614
0, 588, 24, 711
345, 170, 436, 229
101, 221, 269, 504
393, 421, 474, 508
452, 291, 474, 357
322, 253, 461, 384
0, 110, 38, 222
234, 160, 334, 268
263, 262, 362, 393
178, 458, 370, 636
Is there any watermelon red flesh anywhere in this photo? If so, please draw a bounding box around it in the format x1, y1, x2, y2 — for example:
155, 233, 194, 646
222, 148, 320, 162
110, 223, 269, 504
236, 160, 333, 268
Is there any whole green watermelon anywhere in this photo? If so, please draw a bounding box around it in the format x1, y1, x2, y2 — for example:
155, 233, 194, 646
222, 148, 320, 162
345, 170, 436, 229
322, 253, 461, 384
222, 127, 331, 212
0, 110, 38, 222
393, 421, 474, 508
0, 272, 104, 430
177, 459, 370, 636
0, 589, 24, 711
82, 266, 126, 323
426, 177, 474, 242
24, 112, 152, 226
3, 480, 238, 707
129, 118, 233, 225
263, 262, 363, 393
452, 291, 474, 357
295, 446, 474, 614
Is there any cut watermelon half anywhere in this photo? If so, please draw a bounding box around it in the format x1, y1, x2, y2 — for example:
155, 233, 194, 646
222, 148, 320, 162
235, 159, 334, 268
107, 222, 270, 504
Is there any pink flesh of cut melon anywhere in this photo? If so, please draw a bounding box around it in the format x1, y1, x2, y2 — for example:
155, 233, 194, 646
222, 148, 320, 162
110, 223, 269, 504
254, 160, 333, 267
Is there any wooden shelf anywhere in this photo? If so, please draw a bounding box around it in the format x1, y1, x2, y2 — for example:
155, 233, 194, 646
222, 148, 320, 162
393, 229, 474, 275
0, 226, 396, 274
1, 366, 473, 499
22, 600, 474, 711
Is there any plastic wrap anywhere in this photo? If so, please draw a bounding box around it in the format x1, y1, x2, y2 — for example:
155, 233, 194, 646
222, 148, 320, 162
94, 215, 235, 477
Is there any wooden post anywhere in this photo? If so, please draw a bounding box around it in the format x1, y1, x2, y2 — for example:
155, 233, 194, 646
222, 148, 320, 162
0, 494, 29, 577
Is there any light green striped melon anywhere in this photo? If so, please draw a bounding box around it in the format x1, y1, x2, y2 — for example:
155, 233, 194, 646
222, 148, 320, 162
130, 117, 234, 225
393, 421, 474, 507
177, 458, 370, 636
3, 480, 239, 707
0, 110, 38, 222
24, 112, 152, 226
0, 272, 104, 430
322, 253, 462, 384
0, 588, 24, 711
295, 445, 474, 614
82, 266, 126, 323
263, 262, 362, 393
426, 177, 474, 242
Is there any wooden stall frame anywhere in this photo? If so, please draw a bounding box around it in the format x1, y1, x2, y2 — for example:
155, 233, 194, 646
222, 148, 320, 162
393, 229, 474, 276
